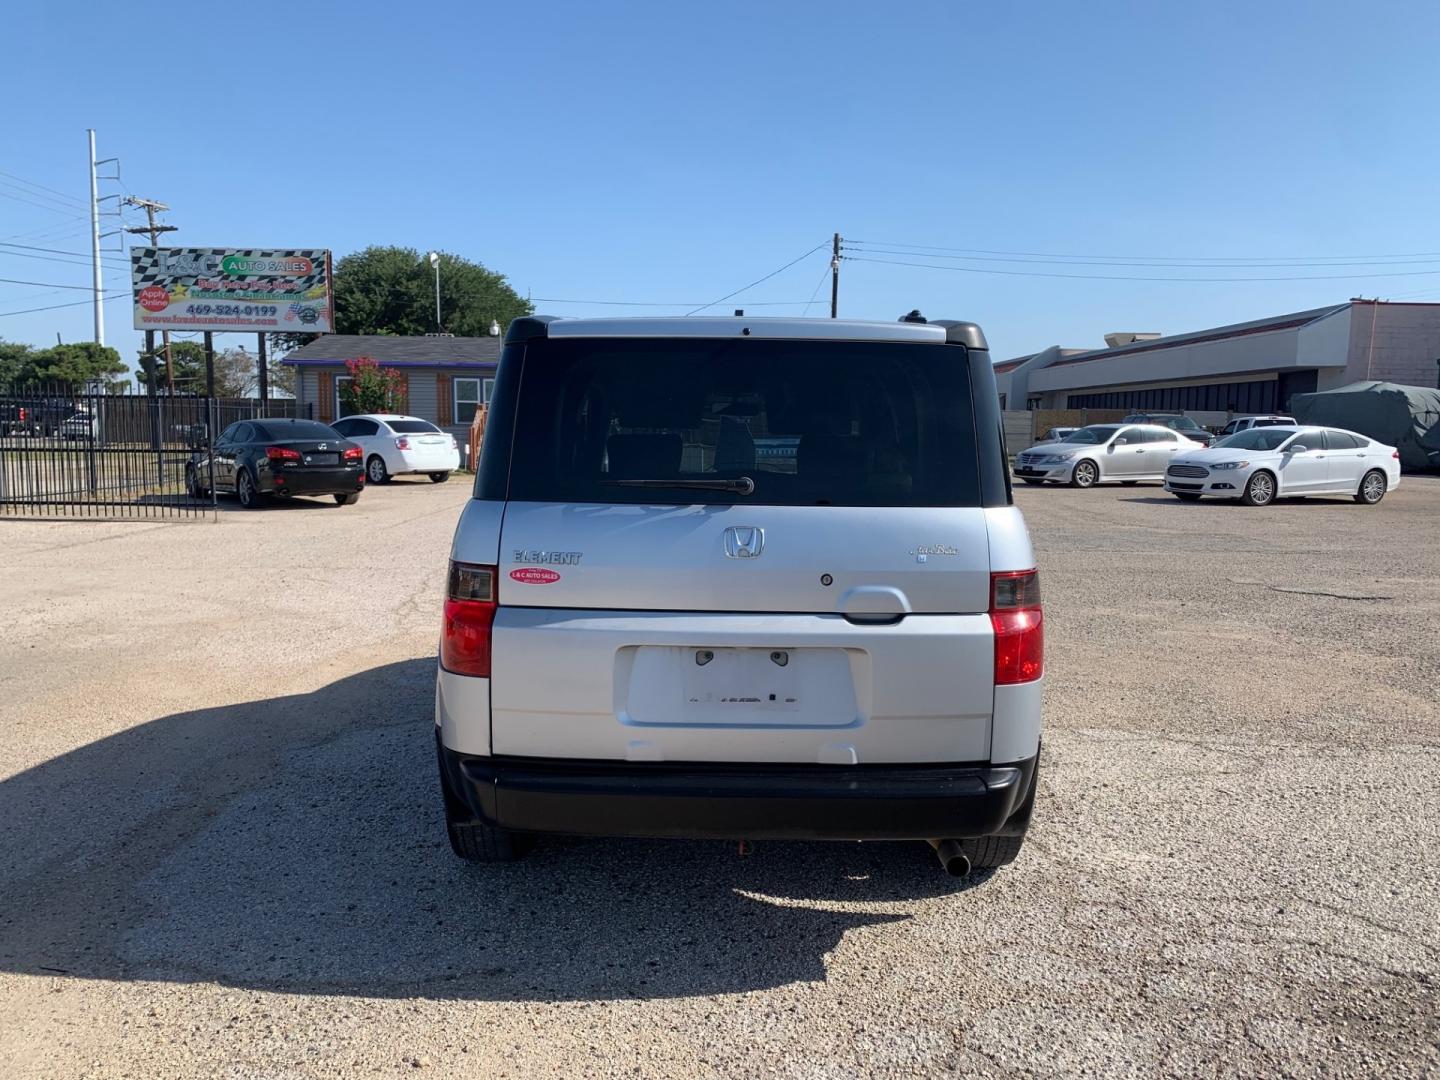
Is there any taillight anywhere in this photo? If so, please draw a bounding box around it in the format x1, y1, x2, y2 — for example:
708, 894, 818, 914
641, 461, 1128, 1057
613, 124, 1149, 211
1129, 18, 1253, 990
991, 569, 1043, 685
265, 446, 300, 461
395, 437, 410, 450
1393, 450, 1400, 460
343, 445, 362, 461
449, 436, 458, 450
18, 408, 26, 421
441, 562, 497, 677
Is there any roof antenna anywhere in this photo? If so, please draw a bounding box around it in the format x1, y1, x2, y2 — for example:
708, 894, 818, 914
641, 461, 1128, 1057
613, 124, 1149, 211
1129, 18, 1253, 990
900, 309, 927, 323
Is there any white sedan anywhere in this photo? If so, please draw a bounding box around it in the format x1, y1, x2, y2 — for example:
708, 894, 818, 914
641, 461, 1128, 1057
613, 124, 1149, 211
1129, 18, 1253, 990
1013, 423, 1206, 487
327, 414, 460, 484
1163, 425, 1401, 506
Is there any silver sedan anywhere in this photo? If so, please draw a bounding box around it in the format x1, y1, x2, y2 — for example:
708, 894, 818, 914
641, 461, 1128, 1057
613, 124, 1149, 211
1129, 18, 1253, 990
1013, 424, 1206, 488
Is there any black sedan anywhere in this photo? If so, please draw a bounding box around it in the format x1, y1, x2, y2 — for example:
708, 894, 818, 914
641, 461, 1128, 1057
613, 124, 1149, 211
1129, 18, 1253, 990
187, 418, 365, 508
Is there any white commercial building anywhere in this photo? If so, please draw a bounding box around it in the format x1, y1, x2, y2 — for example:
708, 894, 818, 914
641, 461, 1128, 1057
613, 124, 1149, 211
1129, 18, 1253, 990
995, 300, 1440, 423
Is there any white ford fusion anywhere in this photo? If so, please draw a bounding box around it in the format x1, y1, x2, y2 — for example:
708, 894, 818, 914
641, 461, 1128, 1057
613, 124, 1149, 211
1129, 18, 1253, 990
1013, 423, 1204, 487
1163, 425, 1401, 506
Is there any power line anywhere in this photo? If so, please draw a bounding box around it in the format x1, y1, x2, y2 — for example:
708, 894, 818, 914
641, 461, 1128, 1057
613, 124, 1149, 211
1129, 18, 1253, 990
802, 262, 833, 315
0, 169, 87, 208
0, 218, 91, 245
530, 297, 820, 307
845, 254, 1440, 283
0, 276, 94, 291
0, 291, 128, 318
0, 247, 129, 272
685, 241, 830, 315
0, 185, 85, 216
844, 244, 1440, 270
848, 238, 1440, 264
0, 240, 129, 266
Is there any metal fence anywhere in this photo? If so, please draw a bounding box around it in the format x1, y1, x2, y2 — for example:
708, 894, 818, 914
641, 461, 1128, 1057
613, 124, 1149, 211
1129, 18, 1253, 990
0, 383, 310, 520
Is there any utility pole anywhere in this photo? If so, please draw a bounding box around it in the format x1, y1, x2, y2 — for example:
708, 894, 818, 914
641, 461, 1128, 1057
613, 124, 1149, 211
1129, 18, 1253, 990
830, 232, 841, 319
123, 197, 177, 394
87, 130, 105, 344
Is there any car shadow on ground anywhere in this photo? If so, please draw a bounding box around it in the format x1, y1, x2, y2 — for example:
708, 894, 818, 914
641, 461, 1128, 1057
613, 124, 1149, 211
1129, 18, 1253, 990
1121, 495, 1355, 507
0, 659, 987, 1002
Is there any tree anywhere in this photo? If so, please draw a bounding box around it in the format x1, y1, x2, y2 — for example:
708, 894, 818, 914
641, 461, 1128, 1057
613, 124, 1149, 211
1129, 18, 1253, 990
0, 340, 35, 385
15, 342, 125, 388
272, 246, 532, 349
136, 340, 206, 391
137, 340, 295, 398
337, 356, 407, 414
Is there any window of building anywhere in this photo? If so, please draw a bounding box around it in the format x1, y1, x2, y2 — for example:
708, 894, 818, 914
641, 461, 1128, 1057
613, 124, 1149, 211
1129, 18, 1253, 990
335, 375, 354, 418
454, 378, 483, 425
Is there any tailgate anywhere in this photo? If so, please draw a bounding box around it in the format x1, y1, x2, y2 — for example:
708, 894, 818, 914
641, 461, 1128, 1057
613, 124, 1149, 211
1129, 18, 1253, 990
490, 503, 996, 764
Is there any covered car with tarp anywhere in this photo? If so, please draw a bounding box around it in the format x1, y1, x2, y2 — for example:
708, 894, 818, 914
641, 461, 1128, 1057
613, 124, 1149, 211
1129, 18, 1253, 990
1290, 381, 1440, 472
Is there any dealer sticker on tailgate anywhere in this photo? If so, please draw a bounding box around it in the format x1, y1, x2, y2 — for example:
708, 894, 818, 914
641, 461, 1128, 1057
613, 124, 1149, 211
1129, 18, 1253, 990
510, 567, 561, 584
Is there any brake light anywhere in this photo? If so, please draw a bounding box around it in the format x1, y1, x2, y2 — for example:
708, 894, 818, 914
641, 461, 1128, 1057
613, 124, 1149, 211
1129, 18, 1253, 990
395, 437, 410, 450
265, 446, 300, 461
343, 445, 362, 461
1393, 450, 1400, 460
441, 562, 497, 678
991, 569, 1043, 685
18, 408, 26, 421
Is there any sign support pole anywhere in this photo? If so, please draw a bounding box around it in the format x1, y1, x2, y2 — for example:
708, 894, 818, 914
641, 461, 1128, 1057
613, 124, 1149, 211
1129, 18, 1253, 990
203, 332, 215, 398
257, 333, 269, 408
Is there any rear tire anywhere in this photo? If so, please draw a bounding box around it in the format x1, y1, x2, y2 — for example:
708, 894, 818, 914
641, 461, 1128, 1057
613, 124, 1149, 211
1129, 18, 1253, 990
1069, 460, 1099, 488
1239, 470, 1276, 506
429, 471, 451, 483
966, 833, 1027, 870
447, 819, 523, 863
185, 465, 207, 500
437, 739, 523, 863
366, 455, 391, 484
1355, 469, 1387, 505
236, 468, 263, 510
1173, 492, 1202, 502
333, 492, 360, 505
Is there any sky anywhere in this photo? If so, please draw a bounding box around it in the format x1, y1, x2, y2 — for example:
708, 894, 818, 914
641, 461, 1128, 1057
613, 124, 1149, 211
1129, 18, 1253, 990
3, 0, 1440, 375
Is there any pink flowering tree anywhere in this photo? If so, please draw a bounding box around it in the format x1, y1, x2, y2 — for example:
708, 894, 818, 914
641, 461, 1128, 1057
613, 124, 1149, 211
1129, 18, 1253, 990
338, 356, 407, 414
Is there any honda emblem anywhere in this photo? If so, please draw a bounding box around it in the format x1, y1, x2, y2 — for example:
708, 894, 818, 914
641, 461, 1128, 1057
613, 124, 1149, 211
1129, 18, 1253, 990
723, 526, 765, 559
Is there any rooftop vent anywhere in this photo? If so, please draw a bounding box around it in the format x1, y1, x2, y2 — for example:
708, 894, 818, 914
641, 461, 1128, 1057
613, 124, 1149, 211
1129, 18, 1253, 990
1104, 332, 1162, 349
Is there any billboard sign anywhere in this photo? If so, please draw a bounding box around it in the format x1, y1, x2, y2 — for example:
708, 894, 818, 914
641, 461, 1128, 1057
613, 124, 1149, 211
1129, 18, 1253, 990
131, 247, 333, 333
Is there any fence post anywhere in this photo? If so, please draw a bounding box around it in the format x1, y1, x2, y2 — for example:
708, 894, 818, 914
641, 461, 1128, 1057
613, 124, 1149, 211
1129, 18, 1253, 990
85, 388, 99, 495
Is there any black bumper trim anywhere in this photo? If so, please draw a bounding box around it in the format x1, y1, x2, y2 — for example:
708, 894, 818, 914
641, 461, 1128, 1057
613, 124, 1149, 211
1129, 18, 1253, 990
438, 742, 1038, 841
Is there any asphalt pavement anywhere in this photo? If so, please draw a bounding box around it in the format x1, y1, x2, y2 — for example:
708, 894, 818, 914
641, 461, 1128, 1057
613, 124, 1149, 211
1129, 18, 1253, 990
1, 474, 1436, 1078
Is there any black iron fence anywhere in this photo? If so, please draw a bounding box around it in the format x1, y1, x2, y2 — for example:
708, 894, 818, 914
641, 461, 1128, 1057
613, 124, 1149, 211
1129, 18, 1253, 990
0, 383, 310, 520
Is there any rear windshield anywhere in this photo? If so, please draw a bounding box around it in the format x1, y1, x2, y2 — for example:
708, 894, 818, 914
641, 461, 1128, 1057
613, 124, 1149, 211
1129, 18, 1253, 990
1213, 428, 1297, 451
253, 420, 340, 441
388, 420, 442, 434
1061, 425, 1120, 444
503, 338, 981, 506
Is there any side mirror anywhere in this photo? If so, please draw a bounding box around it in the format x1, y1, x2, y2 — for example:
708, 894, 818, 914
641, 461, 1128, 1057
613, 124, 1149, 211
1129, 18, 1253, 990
1288, 444, 1308, 454
1112, 438, 1127, 447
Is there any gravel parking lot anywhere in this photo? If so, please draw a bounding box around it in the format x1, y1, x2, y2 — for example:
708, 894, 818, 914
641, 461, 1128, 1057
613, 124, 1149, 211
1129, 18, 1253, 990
1, 475, 1437, 1078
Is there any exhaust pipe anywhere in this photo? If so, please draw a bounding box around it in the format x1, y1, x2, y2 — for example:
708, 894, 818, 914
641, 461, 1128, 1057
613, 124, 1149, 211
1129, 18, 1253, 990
928, 839, 972, 877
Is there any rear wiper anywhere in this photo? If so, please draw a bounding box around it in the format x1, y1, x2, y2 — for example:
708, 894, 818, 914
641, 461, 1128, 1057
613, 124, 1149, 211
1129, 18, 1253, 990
603, 476, 756, 495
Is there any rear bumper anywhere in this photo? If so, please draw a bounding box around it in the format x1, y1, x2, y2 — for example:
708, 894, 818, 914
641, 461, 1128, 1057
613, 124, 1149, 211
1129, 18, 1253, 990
396, 448, 461, 473
262, 466, 364, 495
438, 739, 1038, 841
